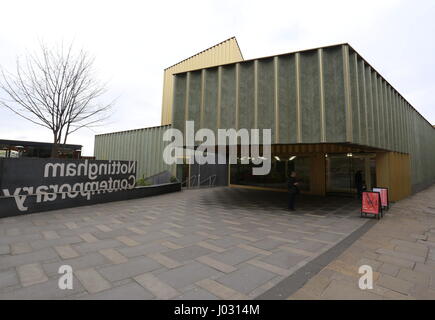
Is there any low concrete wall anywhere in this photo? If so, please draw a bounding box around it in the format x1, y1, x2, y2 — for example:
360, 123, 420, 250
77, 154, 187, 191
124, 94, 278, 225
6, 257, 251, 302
0, 158, 181, 219
0, 182, 181, 219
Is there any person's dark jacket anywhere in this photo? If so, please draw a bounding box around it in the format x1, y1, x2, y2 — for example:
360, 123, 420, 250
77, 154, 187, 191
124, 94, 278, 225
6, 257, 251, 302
354, 171, 363, 188
288, 177, 300, 194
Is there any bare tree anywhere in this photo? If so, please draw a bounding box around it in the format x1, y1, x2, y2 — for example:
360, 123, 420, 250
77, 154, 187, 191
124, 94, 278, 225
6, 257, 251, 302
0, 42, 113, 157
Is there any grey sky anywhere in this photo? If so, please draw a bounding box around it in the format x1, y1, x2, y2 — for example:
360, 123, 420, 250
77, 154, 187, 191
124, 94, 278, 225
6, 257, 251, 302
0, 0, 434, 155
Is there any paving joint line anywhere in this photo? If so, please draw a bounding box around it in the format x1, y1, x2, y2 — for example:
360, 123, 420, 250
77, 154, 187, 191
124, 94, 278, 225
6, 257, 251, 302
255, 218, 377, 300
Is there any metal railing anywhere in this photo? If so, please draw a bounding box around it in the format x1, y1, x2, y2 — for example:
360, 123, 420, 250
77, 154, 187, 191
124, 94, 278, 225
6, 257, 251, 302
181, 175, 196, 188
182, 174, 216, 189
200, 175, 217, 188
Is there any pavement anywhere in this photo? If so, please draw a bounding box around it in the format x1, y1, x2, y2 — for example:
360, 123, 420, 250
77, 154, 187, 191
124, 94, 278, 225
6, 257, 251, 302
288, 184, 435, 300
0, 187, 366, 300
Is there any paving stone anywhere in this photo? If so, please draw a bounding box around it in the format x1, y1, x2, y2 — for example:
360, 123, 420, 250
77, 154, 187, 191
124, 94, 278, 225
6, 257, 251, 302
382, 289, 416, 300
65, 222, 79, 230
197, 256, 237, 273
42, 230, 60, 240
237, 243, 271, 256
0, 233, 42, 246
377, 274, 414, 295
321, 280, 383, 300
196, 279, 247, 299
288, 239, 328, 253
0, 244, 10, 255
17, 263, 49, 287
99, 248, 128, 264
394, 244, 428, 257
134, 273, 179, 299
379, 263, 400, 277
73, 239, 122, 254
149, 253, 182, 269
127, 227, 147, 235
75, 268, 112, 294
288, 287, 321, 300
232, 233, 259, 242
196, 231, 220, 240
116, 236, 139, 247
162, 229, 184, 238
216, 264, 277, 294
79, 233, 99, 243
413, 262, 435, 275
0, 278, 85, 300
409, 285, 435, 300
206, 237, 247, 249
6, 228, 21, 236
31, 236, 83, 250
280, 246, 316, 257
119, 242, 169, 258
0, 248, 58, 271
174, 234, 211, 246
251, 238, 289, 250
397, 268, 431, 286
163, 245, 211, 262
298, 274, 331, 297
175, 286, 219, 300
0, 269, 19, 289
54, 245, 80, 259
356, 258, 383, 271
247, 259, 289, 276
42, 252, 110, 276
267, 235, 299, 244
197, 241, 226, 253
130, 231, 171, 243
377, 254, 415, 269
11, 242, 32, 255
160, 241, 184, 250
259, 251, 306, 269
96, 224, 112, 232
98, 256, 161, 282
92, 228, 133, 240
376, 248, 426, 263
81, 282, 154, 300
209, 247, 258, 266
156, 262, 219, 289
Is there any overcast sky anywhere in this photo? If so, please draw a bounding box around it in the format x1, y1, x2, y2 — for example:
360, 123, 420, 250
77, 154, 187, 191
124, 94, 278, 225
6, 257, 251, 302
0, 0, 434, 155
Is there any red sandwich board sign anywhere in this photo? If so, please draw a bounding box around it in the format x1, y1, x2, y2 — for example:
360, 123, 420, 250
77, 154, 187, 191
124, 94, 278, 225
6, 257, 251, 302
373, 187, 389, 211
361, 191, 382, 219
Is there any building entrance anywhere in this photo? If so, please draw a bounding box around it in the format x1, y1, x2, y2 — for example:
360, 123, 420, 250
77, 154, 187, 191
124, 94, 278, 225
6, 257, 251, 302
326, 153, 376, 195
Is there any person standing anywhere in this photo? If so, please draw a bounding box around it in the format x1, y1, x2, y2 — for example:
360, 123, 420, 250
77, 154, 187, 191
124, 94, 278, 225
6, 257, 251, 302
354, 170, 364, 198
287, 171, 299, 211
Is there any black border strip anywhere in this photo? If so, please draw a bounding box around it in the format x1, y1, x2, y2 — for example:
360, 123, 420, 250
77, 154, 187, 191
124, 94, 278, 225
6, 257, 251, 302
256, 219, 377, 300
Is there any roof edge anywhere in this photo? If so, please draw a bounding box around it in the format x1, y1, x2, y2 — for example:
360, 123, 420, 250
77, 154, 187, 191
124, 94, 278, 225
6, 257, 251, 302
172, 42, 348, 75
164, 36, 243, 71
95, 124, 172, 137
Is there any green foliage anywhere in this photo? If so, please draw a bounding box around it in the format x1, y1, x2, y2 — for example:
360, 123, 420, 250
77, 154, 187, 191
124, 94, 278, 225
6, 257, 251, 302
136, 177, 151, 187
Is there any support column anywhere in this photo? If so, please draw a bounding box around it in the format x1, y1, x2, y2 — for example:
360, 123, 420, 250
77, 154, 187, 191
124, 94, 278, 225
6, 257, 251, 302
310, 153, 326, 196
364, 157, 372, 190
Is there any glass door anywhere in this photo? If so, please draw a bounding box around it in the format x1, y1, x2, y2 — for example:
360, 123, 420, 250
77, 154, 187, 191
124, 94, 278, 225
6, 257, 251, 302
326, 153, 376, 194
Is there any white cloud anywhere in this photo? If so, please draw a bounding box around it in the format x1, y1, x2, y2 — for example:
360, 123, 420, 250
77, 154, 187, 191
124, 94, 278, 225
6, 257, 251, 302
0, 0, 434, 155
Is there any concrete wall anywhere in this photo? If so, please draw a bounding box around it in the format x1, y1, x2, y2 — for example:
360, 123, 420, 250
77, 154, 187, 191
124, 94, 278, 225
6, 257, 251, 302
172, 43, 435, 193
347, 47, 435, 193
172, 45, 350, 144
94, 125, 174, 180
